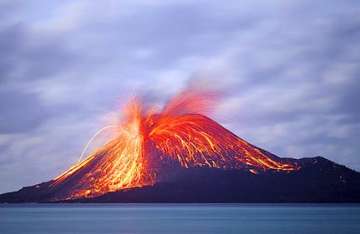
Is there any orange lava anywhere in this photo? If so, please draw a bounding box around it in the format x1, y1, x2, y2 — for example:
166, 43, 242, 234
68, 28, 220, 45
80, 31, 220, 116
51, 89, 299, 200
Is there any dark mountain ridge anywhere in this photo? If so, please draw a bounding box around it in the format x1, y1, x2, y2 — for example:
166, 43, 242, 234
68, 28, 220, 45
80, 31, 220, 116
1, 156, 359, 203
1, 113, 359, 203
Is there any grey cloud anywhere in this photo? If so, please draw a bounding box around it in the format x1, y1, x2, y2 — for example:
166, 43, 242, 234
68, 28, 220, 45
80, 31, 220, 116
1, 0, 360, 193
0, 88, 50, 133
0, 16, 81, 86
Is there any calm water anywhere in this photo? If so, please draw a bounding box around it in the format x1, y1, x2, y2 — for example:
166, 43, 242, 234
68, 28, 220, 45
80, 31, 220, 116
1, 204, 360, 234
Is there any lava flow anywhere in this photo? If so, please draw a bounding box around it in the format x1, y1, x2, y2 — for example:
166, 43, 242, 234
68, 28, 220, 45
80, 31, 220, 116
50, 89, 299, 200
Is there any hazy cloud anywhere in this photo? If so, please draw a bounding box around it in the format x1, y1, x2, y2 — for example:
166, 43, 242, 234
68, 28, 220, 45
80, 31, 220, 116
0, 0, 360, 193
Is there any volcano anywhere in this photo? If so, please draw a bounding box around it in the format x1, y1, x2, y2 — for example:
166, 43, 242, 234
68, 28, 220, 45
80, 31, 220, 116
1, 89, 359, 203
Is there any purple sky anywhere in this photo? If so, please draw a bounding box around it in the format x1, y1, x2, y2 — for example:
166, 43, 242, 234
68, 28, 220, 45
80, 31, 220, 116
1, 0, 360, 193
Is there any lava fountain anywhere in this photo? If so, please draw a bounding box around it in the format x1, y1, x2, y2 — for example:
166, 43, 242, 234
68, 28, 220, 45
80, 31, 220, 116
51, 88, 299, 200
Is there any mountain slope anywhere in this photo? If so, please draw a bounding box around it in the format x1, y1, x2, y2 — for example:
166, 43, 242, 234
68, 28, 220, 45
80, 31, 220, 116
0, 113, 359, 203
1, 156, 359, 203
8, 114, 299, 202
56, 156, 360, 203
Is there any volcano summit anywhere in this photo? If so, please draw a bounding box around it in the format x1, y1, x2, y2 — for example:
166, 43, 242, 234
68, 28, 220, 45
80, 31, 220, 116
1, 89, 359, 203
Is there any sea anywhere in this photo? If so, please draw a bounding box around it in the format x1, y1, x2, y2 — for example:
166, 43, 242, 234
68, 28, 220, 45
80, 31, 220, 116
0, 203, 359, 234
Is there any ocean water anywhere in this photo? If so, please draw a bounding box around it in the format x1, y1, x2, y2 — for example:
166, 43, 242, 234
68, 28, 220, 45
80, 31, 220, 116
0, 204, 359, 234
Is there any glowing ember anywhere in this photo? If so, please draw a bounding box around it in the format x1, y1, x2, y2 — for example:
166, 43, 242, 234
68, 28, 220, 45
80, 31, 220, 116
51, 89, 299, 200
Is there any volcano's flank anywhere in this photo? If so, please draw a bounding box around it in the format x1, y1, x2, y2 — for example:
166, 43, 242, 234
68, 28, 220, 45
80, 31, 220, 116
1, 91, 359, 203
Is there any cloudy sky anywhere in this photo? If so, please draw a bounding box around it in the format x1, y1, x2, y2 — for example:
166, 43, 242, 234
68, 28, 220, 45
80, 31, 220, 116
1, 0, 360, 193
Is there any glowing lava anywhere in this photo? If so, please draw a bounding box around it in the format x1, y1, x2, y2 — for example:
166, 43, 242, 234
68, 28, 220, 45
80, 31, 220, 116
51, 89, 299, 200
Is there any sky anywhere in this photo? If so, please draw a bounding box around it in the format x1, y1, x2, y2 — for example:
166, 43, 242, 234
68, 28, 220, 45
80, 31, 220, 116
1, 0, 360, 193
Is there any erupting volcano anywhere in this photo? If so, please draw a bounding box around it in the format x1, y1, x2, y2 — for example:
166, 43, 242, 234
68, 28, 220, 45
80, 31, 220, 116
1, 88, 359, 203
50, 89, 298, 200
